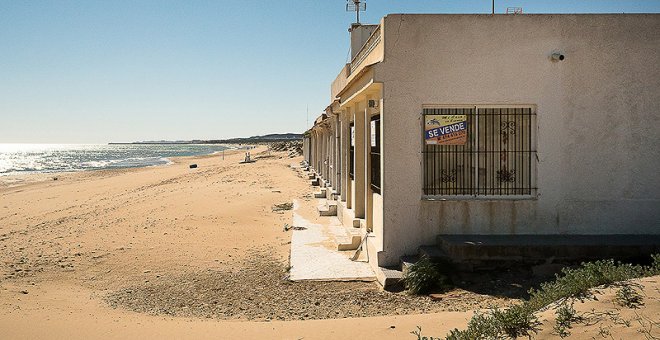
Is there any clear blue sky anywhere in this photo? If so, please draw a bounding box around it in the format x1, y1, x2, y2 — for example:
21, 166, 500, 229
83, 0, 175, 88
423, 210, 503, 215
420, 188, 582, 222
2, 0, 659, 143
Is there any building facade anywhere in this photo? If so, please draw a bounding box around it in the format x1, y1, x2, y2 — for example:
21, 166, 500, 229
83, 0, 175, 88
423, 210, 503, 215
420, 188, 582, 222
306, 14, 660, 270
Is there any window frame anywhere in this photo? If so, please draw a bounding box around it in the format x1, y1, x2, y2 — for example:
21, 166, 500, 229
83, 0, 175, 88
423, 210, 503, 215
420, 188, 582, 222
421, 104, 538, 201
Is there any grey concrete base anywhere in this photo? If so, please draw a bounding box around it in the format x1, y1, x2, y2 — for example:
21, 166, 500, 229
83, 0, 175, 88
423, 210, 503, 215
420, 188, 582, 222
375, 267, 404, 291
337, 233, 362, 251
313, 188, 327, 198
437, 234, 660, 262
318, 201, 338, 216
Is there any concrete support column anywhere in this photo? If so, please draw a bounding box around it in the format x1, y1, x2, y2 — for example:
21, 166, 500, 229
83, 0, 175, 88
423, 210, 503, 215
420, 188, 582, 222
309, 130, 316, 171
324, 129, 329, 180
320, 130, 325, 178
328, 128, 331, 181
347, 106, 354, 209
317, 131, 322, 174
328, 128, 333, 184
365, 96, 373, 230
340, 110, 349, 202
321, 129, 327, 179
354, 101, 366, 218
334, 114, 341, 195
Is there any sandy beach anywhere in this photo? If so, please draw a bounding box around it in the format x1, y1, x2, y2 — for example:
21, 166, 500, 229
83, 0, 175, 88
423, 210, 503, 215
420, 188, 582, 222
0, 147, 479, 339
1, 147, 658, 339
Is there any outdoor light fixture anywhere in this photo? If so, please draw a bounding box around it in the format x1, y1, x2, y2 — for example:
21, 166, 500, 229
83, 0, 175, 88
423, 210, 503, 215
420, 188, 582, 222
368, 99, 379, 108
551, 52, 565, 62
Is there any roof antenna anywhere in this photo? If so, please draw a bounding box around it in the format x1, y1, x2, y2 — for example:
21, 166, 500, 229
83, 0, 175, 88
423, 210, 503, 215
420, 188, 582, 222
346, 0, 366, 24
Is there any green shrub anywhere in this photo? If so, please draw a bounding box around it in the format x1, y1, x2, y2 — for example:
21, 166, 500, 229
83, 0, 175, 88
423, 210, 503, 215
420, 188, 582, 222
403, 255, 449, 295
437, 254, 660, 340
614, 284, 644, 308
445, 306, 540, 339
553, 301, 580, 338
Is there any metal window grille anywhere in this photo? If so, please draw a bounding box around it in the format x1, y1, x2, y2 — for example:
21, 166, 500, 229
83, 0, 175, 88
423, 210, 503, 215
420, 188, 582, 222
370, 115, 381, 193
422, 107, 536, 197
349, 123, 355, 180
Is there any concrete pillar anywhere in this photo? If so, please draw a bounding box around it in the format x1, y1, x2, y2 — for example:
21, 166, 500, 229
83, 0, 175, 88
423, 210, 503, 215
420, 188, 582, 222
310, 131, 316, 171
354, 100, 366, 218
334, 114, 341, 195
314, 129, 323, 174
322, 129, 327, 179
340, 110, 349, 202
365, 96, 373, 230
328, 128, 332, 183
347, 106, 354, 209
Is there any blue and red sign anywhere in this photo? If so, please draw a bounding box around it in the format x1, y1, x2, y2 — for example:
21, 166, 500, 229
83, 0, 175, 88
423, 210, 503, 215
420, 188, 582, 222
425, 115, 468, 145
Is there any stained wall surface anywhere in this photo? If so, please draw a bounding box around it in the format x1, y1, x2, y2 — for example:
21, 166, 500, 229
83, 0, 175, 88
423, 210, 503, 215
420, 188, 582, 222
375, 14, 660, 265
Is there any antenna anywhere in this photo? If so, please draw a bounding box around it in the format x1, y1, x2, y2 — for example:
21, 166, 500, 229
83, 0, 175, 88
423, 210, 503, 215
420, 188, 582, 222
346, 0, 366, 24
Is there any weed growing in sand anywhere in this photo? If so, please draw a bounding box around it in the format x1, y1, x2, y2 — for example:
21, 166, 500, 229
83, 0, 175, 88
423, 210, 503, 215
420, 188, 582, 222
441, 254, 660, 339
615, 284, 644, 308
402, 256, 449, 295
411, 326, 442, 340
272, 202, 293, 211
445, 305, 541, 340
553, 300, 581, 338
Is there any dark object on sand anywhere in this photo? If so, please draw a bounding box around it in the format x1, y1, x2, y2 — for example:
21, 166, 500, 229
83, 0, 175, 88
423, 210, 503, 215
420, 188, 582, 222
53, 177, 58, 181
189, 164, 198, 169
272, 202, 294, 212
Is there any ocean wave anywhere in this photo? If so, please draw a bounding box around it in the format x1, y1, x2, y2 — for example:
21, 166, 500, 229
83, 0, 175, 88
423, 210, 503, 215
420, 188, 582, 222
0, 144, 228, 175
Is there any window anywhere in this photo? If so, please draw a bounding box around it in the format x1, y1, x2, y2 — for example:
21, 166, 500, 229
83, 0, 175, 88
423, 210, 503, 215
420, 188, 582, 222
422, 106, 536, 197
349, 122, 355, 180
370, 115, 381, 193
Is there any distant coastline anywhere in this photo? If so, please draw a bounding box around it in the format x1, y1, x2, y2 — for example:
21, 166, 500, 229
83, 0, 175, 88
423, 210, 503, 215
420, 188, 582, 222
110, 133, 303, 145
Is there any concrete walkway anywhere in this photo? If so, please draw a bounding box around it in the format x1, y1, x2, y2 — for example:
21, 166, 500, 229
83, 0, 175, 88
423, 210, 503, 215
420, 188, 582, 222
289, 199, 376, 281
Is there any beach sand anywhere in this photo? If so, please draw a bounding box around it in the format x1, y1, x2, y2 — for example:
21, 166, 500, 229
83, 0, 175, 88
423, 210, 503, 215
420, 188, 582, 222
0, 147, 475, 339
2, 147, 657, 339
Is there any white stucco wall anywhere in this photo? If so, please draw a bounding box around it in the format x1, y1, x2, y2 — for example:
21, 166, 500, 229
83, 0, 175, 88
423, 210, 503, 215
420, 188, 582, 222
376, 14, 660, 265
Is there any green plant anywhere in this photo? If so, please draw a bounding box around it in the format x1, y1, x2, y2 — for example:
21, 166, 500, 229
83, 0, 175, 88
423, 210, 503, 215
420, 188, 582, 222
525, 258, 660, 311
615, 284, 644, 308
437, 254, 660, 340
445, 306, 540, 339
411, 326, 442, 340
553, 300, 581, 338
402, 256, 447, 295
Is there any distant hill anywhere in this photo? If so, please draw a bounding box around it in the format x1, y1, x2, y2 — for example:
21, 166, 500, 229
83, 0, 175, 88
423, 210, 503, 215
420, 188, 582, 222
112, 133, 303, 145
196, 133, 303, 144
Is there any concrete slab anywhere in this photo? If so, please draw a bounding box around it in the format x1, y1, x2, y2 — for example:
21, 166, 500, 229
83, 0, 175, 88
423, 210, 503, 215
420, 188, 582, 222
289, 199, 376, 282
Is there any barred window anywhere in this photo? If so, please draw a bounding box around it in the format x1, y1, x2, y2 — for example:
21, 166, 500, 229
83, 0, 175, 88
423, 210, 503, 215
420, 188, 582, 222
370, 115, 381, 194
423, 106, 537, 197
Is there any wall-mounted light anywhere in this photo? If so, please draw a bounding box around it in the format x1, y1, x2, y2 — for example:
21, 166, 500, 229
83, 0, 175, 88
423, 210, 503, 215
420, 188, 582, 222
368, 99, 379, 108
551, 52, 565, 62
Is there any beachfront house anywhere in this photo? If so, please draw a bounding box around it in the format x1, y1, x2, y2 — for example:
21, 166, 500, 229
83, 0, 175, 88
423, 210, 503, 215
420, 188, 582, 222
304, 14, 660, 285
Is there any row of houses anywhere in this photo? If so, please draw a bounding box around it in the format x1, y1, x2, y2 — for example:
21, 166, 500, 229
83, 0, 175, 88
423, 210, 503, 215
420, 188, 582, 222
304, 14, 660, 281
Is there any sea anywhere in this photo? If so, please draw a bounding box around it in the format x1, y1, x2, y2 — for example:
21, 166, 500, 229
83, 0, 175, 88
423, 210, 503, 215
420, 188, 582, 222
0, 143, 232, 176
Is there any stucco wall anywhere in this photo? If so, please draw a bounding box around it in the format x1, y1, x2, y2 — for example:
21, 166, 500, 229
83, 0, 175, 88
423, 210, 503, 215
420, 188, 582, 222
376, 14, 660, 265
